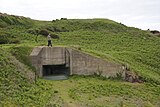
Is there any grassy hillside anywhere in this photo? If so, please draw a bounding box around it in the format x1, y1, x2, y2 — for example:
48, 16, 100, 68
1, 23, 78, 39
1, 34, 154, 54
34, 18, 160, 84
0, 13, 160, 106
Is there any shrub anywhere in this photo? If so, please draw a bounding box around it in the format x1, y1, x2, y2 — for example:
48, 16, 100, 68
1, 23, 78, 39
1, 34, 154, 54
45, 25, 69, 32
10, 39, 20, 44
27, 28, 39, 35
39, 29, 49, 36
0, 31, 20, 44
0, 35, 9, 44
52, 20, 56, 22
45, 26, 56, 32
61, 27, 69, 32
50, 33, 60, 39
61, 18, 67, 20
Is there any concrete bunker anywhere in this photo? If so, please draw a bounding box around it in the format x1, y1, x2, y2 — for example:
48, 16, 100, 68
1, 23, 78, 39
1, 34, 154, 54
30, 46, 126, 80
42, 64, 70, 76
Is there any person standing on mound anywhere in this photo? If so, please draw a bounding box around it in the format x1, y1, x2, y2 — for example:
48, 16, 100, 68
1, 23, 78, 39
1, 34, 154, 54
47, 34, 52, 47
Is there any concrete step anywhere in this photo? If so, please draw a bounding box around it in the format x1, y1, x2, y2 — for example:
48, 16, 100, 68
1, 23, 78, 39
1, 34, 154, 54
43, 75, 68, 80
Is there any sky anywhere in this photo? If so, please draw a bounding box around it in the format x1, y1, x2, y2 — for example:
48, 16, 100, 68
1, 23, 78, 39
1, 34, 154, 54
0, 0, 160, 30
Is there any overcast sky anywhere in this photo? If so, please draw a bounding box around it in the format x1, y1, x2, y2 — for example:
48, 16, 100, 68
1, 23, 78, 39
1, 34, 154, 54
0, 0, 160, 30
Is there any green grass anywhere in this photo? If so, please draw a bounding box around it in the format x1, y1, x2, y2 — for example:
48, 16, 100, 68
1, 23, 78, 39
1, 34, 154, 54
68, 76, 160, 107
0, 46, 56, 106
0, 13, 160, 106
38, 76, 160, 107
55, 30, 160, 84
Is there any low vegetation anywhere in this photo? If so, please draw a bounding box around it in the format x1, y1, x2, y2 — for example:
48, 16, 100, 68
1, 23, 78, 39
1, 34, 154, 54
0, 13, 160, 106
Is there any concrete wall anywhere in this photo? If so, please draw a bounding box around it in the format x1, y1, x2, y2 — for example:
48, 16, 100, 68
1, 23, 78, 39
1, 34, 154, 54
41, 47, 66, 65
30, 46, 43, 76
70, 49, 125, 78
30, 46, 67, 77
30, 47, 125, 78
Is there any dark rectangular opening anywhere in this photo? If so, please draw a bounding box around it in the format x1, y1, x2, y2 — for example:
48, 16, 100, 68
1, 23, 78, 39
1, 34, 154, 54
42, 64, 69, 76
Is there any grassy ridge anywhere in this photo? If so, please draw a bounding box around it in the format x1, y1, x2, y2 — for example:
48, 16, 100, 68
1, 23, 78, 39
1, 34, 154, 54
0, 14, 34, 27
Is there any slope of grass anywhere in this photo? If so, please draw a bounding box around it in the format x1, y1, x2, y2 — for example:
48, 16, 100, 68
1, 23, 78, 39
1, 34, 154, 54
0, 46, 57, 106
40, 76, 160, 107
54, 30, 160, 84
0, 47, 33, 105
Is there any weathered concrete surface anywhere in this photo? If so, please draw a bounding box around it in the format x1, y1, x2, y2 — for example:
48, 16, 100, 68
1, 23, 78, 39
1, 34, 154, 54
41, 47, 66, 65
30, 47, 125, 78
30, 46, 67, 77
30, 46, 44, 76
71, 49, 125, 78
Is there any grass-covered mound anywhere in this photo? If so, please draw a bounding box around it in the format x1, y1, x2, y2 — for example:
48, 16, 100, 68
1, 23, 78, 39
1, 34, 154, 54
0, 46, 56, 106
0, 13, 160, 106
